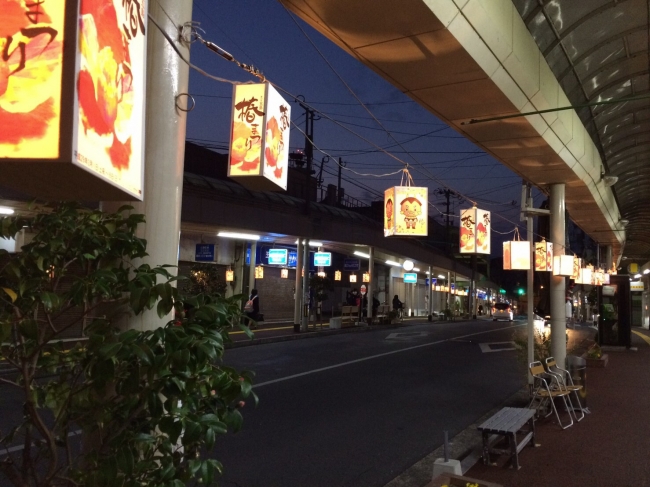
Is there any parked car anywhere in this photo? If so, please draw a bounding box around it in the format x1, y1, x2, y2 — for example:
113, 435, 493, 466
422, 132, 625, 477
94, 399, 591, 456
492, 302, 514, 321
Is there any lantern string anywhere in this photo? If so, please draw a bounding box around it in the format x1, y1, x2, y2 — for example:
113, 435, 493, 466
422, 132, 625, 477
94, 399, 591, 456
150, 7, 593, 258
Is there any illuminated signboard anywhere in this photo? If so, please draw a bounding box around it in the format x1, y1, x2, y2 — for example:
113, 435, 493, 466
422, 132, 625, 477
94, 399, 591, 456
0, 0, 147, 200
314, 252, 332, 267
459, 208, 490, 254
403, 273, 417, 283
268, 248, 288, 266
228, 82, 291, 191
384, 186, 428, 237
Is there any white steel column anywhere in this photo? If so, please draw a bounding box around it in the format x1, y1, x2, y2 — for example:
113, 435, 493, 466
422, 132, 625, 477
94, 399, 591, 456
550, 184, 567, 367
248, 241, 257, 297
102, 0, 193, 331
294, 240, 304, 330
301, 239, 310, 331
605, 245, 613, 271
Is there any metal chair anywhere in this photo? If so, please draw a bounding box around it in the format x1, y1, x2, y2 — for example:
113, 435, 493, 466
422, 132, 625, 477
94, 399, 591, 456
528, 361, 574, 429
544, 356, 585, 422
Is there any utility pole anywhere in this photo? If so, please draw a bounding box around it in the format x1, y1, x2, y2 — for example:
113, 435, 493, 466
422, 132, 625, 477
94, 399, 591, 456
297, 97, 318, 215
337, 157, 346, 205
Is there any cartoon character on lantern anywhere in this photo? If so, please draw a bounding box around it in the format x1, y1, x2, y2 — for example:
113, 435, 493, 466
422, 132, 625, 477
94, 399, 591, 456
400, 196, 422, 230
385, 198, 394, 229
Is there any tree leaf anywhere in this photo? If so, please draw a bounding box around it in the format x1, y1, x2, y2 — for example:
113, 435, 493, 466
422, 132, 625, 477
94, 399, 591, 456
1, 287, 17, 303
98, 342, 122, 359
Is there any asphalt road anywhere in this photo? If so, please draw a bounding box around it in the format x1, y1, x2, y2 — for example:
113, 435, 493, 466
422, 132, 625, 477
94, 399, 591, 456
213, 319, 528, 487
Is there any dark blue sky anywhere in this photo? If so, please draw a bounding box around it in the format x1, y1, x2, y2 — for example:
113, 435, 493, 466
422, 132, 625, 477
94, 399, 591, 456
184, 0, 544, 235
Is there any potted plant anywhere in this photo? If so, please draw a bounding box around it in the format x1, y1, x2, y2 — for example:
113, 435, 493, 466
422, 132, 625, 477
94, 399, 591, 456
0, 204, 255, 486
585, 343, 608, 367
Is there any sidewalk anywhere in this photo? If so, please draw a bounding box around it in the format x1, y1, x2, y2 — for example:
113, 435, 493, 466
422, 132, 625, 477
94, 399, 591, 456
387, 326, 650, 487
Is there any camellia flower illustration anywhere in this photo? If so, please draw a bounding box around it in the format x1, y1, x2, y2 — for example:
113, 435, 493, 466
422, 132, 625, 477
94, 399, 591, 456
78, 0, 135, 170
264, 116, 284, 180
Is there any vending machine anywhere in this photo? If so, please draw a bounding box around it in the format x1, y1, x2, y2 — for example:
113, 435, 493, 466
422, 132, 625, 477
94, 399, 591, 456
598, 275, 631, 347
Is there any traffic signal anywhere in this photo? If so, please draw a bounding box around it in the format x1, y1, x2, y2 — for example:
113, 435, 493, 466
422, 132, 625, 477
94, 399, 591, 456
517, 288, 525, 296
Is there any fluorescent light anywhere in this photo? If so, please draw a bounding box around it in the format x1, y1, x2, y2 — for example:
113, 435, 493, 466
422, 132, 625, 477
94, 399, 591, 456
426, 271, 430, 275
644, 269, 650, 275
438, 274, 446, 279
295, 240, 323, 247
218, 231, 260, 240
385, 260, 401, 267
413, 267, 421, 272
0, 207, 14, 215
402, 260, 414, 271
634, 273, 641, 279
354, 251, 370, 258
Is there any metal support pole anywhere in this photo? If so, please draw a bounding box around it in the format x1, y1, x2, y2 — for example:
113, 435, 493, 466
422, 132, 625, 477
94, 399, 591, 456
294, 239, 304, 332
101, 0, 193, 331
526, 193, 534, 385
550, 184, 567, 367
447, 271, 451, 316
428, 266, 433, 320
368, 246, 375, 323
470, 255, 477, 319
605, 245, 613, 272
248, 241, 257, 297
301, 239, 310, 331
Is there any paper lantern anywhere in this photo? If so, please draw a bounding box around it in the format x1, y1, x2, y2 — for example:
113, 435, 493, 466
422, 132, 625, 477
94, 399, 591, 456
228, 82, 291, 191
334, 270, 342, 281
254, 266, 264, 279
503, 241, 531, 270
350, 274, 357, 283
226, 269, 234, 282
459, 207, 491, 254
592, 268, 605, 286
571, 257, 582, 281
384, 186, 428, 236
280, 268, 289, 279
534, 241, 553, 272
363, 272, 370, 283
553, 255, 574, 276
0, 0, 148, 200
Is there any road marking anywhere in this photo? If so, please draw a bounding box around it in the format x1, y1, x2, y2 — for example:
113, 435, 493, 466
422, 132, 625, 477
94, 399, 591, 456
385, 331, 429, 340
254, 324, 523, 389
230, 325, 303, 335
478, 341, 517, 353
632, 330, 650, 346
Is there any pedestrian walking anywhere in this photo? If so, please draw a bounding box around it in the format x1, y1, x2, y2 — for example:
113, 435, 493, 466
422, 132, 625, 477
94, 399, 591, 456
245, 288, 260, 328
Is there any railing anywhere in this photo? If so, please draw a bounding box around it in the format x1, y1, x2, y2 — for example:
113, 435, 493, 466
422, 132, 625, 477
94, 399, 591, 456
316, 186, 369, 208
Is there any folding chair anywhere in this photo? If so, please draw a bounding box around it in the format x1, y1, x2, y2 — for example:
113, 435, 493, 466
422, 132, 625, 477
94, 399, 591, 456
528, 361, 574, 429
544, 357, 585, 422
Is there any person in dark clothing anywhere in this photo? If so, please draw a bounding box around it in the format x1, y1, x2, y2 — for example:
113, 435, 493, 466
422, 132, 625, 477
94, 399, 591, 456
392, 295, 403, 311
346, 288, 359, 306
245, 288, 260, 327
372, 296, 380, 315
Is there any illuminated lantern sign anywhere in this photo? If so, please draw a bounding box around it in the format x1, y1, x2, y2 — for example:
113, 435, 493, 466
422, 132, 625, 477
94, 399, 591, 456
363, 272, 370, 283
280, 268, 289, 279
226, 269, 234, 282
503, 241, 531, 270
254, 266, 264, 279
459, 208, 491, 254
553, 255, 574, 276
349, 274, 357, 283
534, 241, 553, 272
0, 0, 147, 200
571, 257, 582, 281
384, 186, 428, 237
228, 82, 290, 191
334, 270, 342, 281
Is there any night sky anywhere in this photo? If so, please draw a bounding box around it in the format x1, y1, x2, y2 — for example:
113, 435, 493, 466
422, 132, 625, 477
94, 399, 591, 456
184, 0, 546, 239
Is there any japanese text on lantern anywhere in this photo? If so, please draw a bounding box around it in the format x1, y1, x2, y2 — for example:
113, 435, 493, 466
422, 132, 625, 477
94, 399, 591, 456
76, 0, 147, 198
459, 208, 490, 254
0, 0, 65, 159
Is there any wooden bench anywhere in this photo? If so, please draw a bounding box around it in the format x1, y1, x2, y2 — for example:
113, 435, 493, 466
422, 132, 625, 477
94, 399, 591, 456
340, 305, 359, 328
477, 407, 538, 470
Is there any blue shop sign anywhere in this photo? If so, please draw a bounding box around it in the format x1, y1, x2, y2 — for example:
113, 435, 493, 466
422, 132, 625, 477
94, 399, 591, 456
403, 273, 417, 283
195, 244, 215, 262
288, 251, 298, 267
426, 278, 437, 286
478, 291, 487, 300
268, 248, 288, 265
343, 258, 360, 271
314, 252, 332, 267
246, 247, 251, 265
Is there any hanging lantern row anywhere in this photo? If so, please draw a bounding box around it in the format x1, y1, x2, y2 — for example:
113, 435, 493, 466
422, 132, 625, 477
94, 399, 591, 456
553, 255, 574, 276
460, 207, 491, 254
363, 272, 370, 283
384, 169, 428, 237
571, 257, 582, 281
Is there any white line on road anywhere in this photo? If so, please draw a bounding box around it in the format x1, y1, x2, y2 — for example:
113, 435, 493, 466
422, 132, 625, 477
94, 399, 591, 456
254, 324, 523, 389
